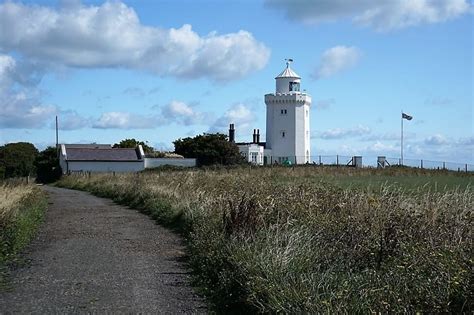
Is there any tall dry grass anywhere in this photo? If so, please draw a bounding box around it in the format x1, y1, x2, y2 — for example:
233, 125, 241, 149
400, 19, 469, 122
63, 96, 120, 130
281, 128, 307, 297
58, 167, 473, 312
0, 184, 35, 223
0, 183, 46, 281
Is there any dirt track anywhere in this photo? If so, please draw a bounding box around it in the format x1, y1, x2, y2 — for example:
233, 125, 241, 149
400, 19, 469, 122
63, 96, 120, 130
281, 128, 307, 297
0, 186, 206, 313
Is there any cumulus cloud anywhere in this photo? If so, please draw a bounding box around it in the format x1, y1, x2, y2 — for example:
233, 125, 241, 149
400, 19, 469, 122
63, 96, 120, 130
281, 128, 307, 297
0, 1, 270, 82
161, 101, 210, 126
266, 0, 471, 31
314, 46, 361, 79
424, 134, 449, 145
93, 112, 160, 129
0, 54, 58, 128
458, 136, 474, 146
314, 124, 371, 139
210, 104, 256, 132
57, 111, 91, 130
0, 92, 57, 128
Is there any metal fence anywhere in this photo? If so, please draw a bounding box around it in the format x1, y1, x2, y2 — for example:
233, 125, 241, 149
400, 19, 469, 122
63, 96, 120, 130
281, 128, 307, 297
265, 155, 474, 172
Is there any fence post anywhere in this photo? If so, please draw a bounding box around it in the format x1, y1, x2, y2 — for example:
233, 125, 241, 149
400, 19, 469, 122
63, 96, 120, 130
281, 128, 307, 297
399, 158, 402, 166
319, 155, 321, 165
420, 159, 423, 169
443, 162, 446, 170
465, 164, 468, 173
336, 155, 339, 166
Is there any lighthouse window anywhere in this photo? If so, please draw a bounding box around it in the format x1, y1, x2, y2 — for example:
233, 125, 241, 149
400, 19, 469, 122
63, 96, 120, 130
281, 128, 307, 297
281, 131, 286, 138
281, 109, 287, 115
289, 82, 300, 92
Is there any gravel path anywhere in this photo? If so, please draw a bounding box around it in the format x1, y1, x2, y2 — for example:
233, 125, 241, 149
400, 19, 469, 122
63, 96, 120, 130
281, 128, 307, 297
0, 186, 206, 314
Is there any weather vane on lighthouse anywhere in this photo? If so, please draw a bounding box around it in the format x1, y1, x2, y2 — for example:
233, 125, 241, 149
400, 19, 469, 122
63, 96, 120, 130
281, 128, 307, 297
285, 58, 293, 67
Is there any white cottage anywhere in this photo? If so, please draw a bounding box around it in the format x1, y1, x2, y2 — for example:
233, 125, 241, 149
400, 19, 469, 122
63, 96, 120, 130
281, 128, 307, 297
59, 144, 145, 173
233, 60, 312, 165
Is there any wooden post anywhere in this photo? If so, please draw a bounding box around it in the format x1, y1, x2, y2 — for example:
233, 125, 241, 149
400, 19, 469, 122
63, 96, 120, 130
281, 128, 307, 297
319, 155, 321, 165
420, 159, 423, 169
466, 164, 468, 173
443, 162, 446, 170
336, 155, 339, 166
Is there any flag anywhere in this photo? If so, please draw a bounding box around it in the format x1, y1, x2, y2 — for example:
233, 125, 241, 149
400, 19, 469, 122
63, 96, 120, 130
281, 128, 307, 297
402, 113, 413, 120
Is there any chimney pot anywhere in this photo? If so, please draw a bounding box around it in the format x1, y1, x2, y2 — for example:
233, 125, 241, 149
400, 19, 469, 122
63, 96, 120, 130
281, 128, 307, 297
229, 123, 235, 142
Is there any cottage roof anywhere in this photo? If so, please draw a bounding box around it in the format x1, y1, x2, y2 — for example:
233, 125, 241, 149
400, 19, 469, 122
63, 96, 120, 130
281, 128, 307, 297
65, 147, 142, 161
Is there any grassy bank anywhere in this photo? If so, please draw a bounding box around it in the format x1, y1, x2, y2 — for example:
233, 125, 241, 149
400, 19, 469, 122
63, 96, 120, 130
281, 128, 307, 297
57, 167, 473, 312
0, 184, 47, 285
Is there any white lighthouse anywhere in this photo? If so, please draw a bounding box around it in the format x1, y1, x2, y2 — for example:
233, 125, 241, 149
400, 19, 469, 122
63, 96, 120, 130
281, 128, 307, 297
264, 59, 311, 164
230, 59, 311, 165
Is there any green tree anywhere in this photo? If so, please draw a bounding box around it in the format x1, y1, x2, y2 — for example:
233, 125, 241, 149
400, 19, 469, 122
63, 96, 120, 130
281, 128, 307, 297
113, 138, 154, 153
173, 133, 245, 166
0, 142, 38, 178
34, 147, 62, 183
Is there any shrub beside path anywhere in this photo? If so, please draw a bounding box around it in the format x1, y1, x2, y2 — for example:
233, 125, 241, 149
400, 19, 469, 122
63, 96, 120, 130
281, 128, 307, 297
0, 186, 206, 313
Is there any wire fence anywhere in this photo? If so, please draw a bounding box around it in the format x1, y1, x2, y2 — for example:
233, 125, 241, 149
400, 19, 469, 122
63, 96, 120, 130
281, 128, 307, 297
264, 155, 474, 172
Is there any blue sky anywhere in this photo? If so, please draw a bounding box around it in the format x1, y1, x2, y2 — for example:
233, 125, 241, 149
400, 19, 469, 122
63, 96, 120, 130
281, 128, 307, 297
0, 0, 472, 163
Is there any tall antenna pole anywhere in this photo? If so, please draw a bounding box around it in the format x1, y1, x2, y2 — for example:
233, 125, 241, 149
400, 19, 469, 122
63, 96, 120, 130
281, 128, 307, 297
56, 115, 59, 158
401, 110, 403, 166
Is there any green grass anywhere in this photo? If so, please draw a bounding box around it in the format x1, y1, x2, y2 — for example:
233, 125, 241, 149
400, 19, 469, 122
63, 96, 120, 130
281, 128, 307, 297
57, 166, 473, 313
272, 166, 473, 191
0, 184, 47, 287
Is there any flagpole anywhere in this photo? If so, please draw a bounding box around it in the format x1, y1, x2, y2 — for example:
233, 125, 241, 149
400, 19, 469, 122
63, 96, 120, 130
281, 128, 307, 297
401, 110, 403, 166
56, 115, 60, 160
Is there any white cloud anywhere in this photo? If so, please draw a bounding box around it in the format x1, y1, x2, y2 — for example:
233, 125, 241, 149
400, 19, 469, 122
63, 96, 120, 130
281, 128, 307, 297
93, 112, 159, 129
210, 103, 256, 132
0, 1, 270, 82
361, 132, 404, 142
0, 92, 58, 128
458, 136, 474, 146
314, 46, 361, 79
314, 124, 371, 139
0, 54, 58, 128
266, 0, 471, 31
424, 134, 449, 145
161, 100, 209, 126
57, 111, 90, 130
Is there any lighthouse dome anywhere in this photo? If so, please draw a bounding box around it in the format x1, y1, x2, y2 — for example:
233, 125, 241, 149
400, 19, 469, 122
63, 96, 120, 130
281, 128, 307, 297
275, 59, 301, 93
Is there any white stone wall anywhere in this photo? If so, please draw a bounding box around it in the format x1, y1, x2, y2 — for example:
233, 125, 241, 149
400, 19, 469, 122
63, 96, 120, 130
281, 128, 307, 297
238, 144, 264, 165
265, 93, 311, 164
65, 161, 145, 173
276, 77, 301, 93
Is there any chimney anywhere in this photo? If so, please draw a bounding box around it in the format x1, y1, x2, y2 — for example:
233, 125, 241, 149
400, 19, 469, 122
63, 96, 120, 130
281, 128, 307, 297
256, 129, 260, 143
252, 129, 257, 144
229, 123, 235, 143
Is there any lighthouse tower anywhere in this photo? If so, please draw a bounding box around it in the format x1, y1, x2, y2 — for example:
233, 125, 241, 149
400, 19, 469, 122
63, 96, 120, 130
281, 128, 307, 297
264, 60, 311, 164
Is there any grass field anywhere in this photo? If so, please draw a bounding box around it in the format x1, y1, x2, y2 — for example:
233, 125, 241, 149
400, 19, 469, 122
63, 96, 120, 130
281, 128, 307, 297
57, 166, 473, 313
0, 183, 46, 286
